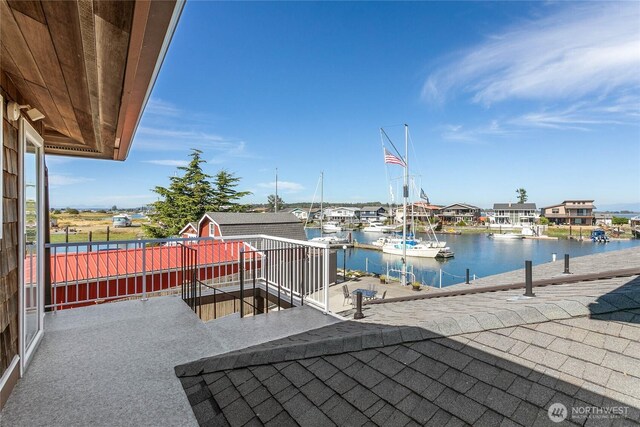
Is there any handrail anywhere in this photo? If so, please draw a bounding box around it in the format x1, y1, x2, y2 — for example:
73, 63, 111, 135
45, 234, 331, 314
196, 279, 260, 319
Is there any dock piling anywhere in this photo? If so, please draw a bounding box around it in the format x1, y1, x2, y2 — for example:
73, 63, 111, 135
564, 254, 570, 274
524, 260, 535, 297
465, 268, 470, 284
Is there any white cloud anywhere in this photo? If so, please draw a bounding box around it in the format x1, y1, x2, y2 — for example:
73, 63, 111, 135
511, 96, 639, 130
143, 159, 189, 167
49, 175, 94, 186
423, 3, 640, 105
144, 98, 180, 117
441, 120, 514, 143
257, 181, 304, 193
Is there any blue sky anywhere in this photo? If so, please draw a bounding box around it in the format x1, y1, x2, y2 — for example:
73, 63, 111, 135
49, 1, 640, 210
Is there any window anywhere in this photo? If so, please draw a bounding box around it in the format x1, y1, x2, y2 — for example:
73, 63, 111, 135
551, 208, 559, 214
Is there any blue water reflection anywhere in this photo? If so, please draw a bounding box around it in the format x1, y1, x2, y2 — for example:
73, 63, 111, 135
306, 229, 640, 287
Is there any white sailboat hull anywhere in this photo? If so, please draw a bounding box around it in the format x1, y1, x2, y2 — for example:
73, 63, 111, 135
382, 242, 441, 258
489, 233, 524, 240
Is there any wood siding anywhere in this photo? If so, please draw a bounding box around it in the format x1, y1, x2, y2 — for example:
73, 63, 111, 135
0, 0, 181, 160
0, 80, 20, 382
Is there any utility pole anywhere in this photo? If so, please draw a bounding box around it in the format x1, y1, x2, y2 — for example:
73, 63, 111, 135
275, 167, 278, 213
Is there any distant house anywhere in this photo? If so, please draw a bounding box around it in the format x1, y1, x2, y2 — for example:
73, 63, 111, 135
395, 202, 441, 224
490, 203, 538, 226
324, 207, 360, 223
283, 208, 307, 221
541, 200, 595, 226
179, 222, 198, 238
594, 213, 612, 227
438, 203, 481, 224
359, 206, 388, 223
192, 212, 307, 241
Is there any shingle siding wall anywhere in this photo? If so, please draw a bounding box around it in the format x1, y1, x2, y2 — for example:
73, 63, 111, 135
0, 86, 20, 381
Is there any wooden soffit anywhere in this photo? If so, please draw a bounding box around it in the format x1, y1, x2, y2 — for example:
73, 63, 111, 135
0, 0, 184, 160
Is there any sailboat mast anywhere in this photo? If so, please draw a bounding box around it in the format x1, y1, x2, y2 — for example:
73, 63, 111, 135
320, 172, 324, 237
275, 168, 279, 213
402, 124, 408, 286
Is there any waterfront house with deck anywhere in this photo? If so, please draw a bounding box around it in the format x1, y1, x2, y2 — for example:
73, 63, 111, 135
0, 0, 184, 407
489, 202, 539, 227
359, 206, 388, 223
541, 200, 596, 225
324, 207, 360, 223
438, 203, 481, 224
395, 202, 441, 225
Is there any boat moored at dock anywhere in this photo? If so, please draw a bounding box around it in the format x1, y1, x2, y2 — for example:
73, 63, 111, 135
363, 222, 396, 233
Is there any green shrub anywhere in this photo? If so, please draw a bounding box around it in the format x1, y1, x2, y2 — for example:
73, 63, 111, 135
612, 217, 629, 225
66, 208, 79, 215
539, 217, 550, 225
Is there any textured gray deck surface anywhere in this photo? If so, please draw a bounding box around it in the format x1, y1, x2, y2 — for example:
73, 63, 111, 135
345, 275, 640, 330
0, 297, 338, 427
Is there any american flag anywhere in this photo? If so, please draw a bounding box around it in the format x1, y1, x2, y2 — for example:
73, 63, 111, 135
383, 148, 406, 167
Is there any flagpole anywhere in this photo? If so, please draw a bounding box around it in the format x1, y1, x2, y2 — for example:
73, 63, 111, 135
402, 124, 408, 287
275, 167, 278, 213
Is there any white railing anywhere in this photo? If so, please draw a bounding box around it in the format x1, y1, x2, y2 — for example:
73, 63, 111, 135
45, 235, 332, 313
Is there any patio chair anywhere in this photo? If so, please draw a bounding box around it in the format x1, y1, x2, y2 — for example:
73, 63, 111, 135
342, 285, 352, 306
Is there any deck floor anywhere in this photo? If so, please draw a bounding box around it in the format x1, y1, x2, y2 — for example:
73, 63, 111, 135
0, 296, 339, 426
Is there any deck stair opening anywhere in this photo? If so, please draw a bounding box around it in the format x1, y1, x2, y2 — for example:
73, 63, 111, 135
182, 242, 330, 322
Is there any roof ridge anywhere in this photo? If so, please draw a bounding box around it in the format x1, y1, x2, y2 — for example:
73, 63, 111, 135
176, 279, 640, 379
175, 324, 436, 378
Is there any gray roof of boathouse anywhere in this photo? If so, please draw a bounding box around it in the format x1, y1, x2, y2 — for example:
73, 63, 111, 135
205, 212, 307, 241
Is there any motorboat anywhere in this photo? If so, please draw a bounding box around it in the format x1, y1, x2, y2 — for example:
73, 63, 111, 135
311, 235, 349, 244
488, 233, 524, 240
363, 222, 396, 233
322, 221, 343, 233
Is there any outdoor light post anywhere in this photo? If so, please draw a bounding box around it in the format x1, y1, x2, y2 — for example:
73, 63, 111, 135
342, 245, 347, 283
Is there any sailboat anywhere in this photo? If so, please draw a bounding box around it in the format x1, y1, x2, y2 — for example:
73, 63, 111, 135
381, 125, 453, 263
306, 173, 349, 244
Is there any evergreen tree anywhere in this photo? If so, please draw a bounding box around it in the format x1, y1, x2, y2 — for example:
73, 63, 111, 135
515, 188, 528, 204
212, 170, 252, 212
267, 194, 285, 212
144, 149, 216, 237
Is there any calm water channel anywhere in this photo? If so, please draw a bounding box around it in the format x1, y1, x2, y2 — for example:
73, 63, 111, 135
306, 229, 640, 287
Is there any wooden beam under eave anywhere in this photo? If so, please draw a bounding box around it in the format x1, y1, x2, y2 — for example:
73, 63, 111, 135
11, 8, 85, 145
40, 0, 97, 151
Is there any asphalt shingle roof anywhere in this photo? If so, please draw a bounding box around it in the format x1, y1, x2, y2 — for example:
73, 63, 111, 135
204, 212, 307, 241
177, 275, 640, 426
493, 203, 537, 210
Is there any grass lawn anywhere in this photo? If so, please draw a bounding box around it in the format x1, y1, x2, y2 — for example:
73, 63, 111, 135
50, 230, 142, 243
50, 211, 147, 243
